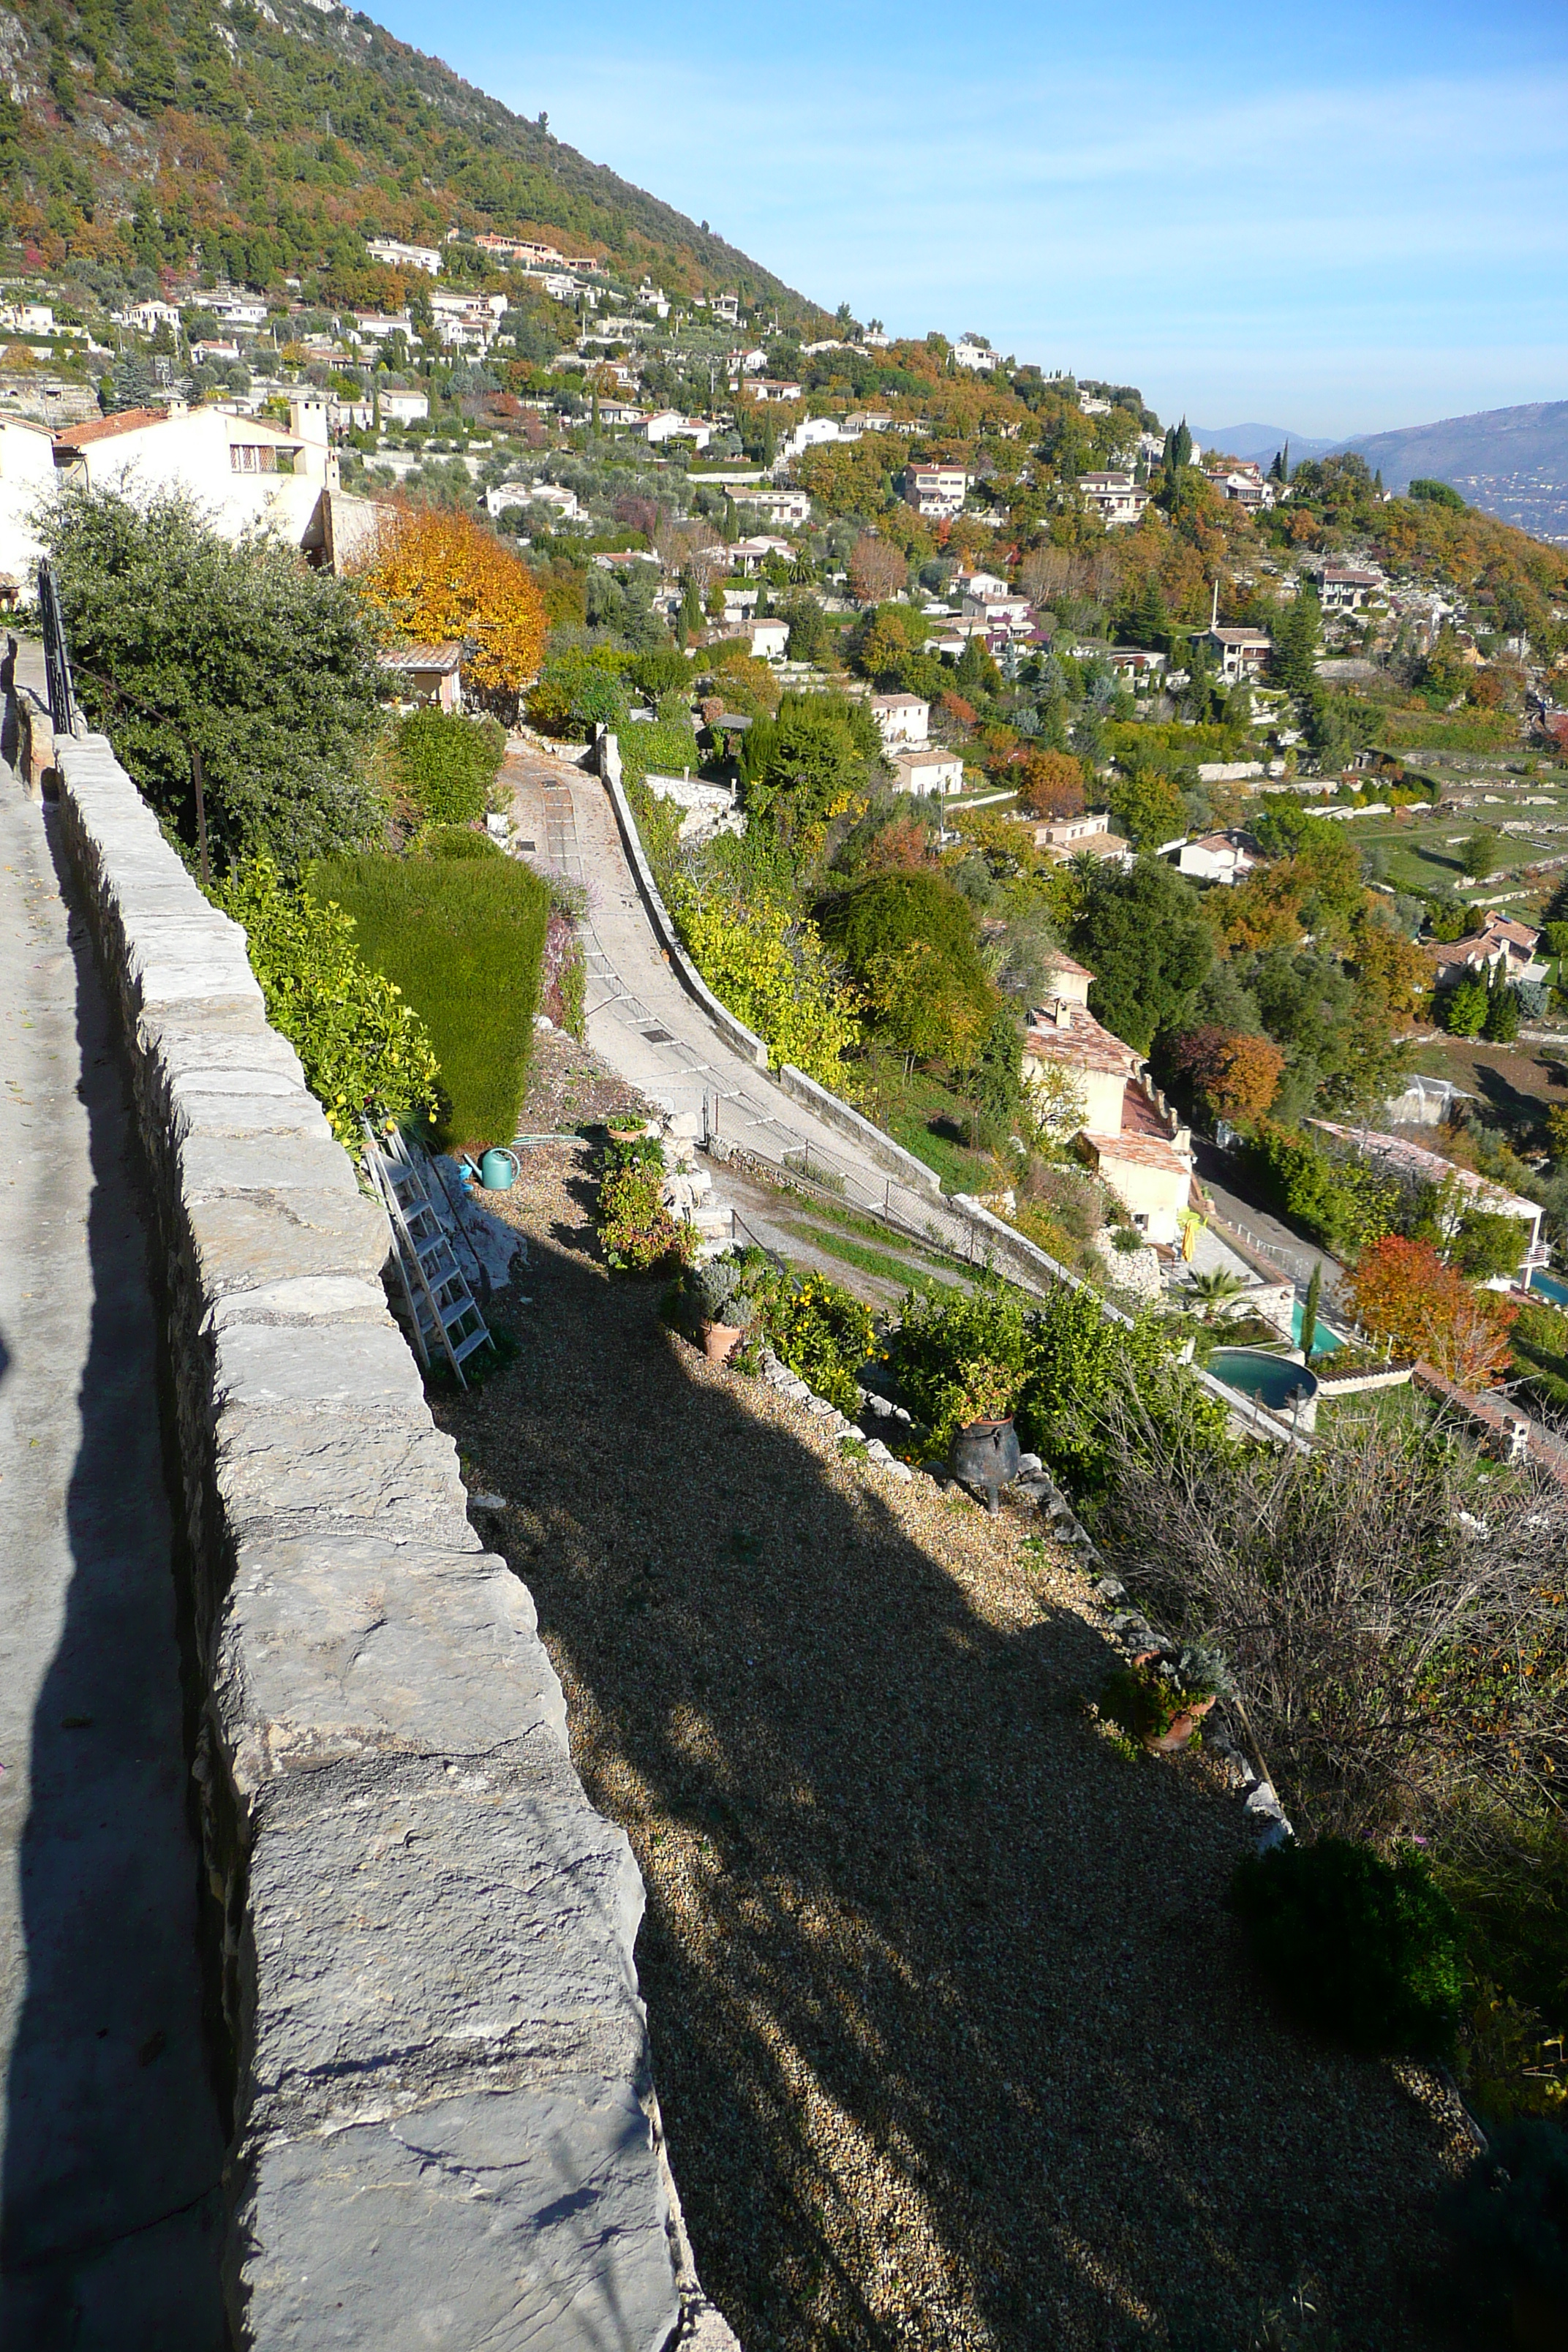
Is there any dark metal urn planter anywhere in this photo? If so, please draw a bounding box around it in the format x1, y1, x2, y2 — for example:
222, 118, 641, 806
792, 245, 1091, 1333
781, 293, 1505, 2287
950, 1417, 1021, 1512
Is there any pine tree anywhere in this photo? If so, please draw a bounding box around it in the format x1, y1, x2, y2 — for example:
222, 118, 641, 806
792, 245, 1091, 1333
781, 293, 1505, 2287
108, 350, 156, 412
1135, 571, 1166, 648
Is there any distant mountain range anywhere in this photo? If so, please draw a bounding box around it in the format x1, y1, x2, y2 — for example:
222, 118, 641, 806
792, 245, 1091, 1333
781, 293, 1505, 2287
1193, 423, 1338, 464
1196, 404, 1568, 543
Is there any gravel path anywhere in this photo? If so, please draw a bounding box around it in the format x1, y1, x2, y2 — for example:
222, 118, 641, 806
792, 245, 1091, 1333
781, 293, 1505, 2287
439, 1145, 1472, 2352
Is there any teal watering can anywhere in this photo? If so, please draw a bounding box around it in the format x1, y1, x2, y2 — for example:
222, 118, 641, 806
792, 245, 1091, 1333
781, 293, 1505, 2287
478, 1147, 519, 1191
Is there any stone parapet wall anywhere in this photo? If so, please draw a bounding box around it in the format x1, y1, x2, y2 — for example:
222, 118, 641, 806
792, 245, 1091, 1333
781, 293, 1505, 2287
52, 731, 696, 2351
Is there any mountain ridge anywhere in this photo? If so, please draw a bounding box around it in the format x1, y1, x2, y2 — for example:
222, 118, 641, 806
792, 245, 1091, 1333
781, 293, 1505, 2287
0, 0, 822, 316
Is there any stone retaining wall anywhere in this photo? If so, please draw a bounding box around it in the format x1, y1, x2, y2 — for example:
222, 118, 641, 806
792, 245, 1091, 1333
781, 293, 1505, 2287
50, 730, 708, 2351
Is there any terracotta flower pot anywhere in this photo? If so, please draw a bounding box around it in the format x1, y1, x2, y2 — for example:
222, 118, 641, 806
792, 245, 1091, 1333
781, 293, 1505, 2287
701, 1319, 744, 1366
1146, 1690, 1218, 1754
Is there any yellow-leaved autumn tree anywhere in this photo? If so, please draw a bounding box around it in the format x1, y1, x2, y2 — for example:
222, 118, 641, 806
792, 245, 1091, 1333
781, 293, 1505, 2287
354, 507, 548, 709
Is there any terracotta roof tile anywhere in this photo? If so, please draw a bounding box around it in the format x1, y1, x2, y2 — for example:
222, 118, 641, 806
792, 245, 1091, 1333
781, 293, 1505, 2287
53, 407, 165, 448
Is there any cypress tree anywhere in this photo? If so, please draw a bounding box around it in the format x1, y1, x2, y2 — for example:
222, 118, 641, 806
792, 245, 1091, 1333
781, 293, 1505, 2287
1301, 1260, 1322, 1360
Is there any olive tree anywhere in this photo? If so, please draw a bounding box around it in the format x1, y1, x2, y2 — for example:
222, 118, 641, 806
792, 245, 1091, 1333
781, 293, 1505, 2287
44, 485, 385, 874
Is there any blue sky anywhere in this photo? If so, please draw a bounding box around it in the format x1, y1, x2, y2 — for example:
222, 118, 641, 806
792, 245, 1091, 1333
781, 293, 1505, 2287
371, 0, 1568, 439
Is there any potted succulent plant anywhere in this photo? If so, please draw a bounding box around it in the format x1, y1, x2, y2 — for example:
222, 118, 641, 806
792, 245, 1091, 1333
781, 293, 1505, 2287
682, 1255, 752, 1365
1104, 1642, 1235, 1753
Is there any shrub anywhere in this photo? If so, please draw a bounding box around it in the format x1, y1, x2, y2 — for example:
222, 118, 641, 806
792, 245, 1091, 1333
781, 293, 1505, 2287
309, 853, 549, 1150
394, 709, 506, 827
892, 1276, 1033, 1454
748, 1264, 875, 1413
596, 1161, 696, 1273
617, 715, 702, 788
211, 856, 440, 1146
1230, 1836, 1463, 2056
526, 644, 634, 736
1444, 2122, 1568, 2306
674, 888, 863, 1093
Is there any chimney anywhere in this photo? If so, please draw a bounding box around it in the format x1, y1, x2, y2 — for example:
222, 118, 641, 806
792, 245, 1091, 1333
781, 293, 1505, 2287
289, 393, 328, 448
1054, 1000, 1071, 1030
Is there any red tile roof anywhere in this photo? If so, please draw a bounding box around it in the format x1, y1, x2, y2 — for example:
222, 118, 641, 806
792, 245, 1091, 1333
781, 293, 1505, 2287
53, 407, 164, 448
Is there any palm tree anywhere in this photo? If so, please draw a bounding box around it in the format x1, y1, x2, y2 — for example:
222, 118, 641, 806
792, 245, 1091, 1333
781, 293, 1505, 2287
1186, 1268, 1246, 1324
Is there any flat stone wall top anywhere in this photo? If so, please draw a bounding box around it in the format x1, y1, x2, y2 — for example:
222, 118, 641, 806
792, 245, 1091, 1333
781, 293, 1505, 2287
52, 733, 690, 2351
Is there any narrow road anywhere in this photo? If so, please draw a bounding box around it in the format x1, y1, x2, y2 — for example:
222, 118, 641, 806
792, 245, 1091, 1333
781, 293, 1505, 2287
0, 712, 224, 2345
502, 746, 981, 1256
1191, 1137, 1346, 1301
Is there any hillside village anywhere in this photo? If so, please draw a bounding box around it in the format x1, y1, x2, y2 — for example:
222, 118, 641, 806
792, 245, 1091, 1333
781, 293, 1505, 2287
2, 0, 1568, 2346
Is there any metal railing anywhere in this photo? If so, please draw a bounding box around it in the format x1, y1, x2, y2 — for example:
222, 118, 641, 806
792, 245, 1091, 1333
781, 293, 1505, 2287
37, 558, 77, 738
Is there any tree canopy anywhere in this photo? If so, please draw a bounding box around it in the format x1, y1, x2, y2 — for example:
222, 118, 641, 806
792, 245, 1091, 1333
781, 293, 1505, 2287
46, 484, 382, 875
1068, 857, 1213, 1054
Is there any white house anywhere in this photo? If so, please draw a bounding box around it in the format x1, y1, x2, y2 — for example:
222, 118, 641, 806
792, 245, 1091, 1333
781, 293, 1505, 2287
366, 237, 442, 275
902, 462, 968, 518
748, 617, 790, 660
1170, 830, 1262, 885
1311, 1120, 1545, 1283
0, 302, 53, 334
891, 745, 965, 796
50, 397, 339, 550
380, 389, 429, 423
1199, 625, 1272, 681
952, 336, 995, 372
741, 486, 811, 526
632, 409, 712, 451
870, 693, 929, 747
207, 296, 268, 328
727, 534, 792, 575
0, 412, 57, 587
486, 480, 580, 523
116, 298, 181, 336
1079, 470, 1150, 528
353, 312, 413, 345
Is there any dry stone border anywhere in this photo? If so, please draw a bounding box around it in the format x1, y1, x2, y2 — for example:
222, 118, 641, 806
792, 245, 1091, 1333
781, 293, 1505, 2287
48, 730, 734, 2352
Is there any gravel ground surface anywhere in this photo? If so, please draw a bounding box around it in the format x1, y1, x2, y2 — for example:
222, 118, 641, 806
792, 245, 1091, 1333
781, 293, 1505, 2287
513, 1018, 647, 1135
436, 1143, 1474, 2352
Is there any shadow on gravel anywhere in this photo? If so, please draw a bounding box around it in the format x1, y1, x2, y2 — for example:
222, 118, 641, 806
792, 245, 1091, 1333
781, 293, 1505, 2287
444, 1212, 1466, 2352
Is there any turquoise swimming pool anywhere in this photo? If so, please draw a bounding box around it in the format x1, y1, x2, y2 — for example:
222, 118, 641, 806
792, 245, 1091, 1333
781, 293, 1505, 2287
1530, 1268, 1568, 1310
1209, 1348, 1321, 1411
1291, 1297, 1342, 1354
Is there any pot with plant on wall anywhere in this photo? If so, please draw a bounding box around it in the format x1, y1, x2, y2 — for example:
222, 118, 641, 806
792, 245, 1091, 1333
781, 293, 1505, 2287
680, 1254, 753, 1366
948, 1360, 1023, 1512
1104, 1642, 1235, 1754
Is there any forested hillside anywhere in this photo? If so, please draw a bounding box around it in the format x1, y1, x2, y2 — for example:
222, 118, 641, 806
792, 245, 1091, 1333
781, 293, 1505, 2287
0, 0, 818, 312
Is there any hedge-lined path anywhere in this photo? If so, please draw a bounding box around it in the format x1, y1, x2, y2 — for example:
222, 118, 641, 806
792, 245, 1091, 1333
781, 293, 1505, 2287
440, 1144, 1474, 2352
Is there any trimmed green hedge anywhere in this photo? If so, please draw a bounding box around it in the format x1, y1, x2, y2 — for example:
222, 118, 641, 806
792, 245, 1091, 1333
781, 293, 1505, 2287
310, 852, 550, 1150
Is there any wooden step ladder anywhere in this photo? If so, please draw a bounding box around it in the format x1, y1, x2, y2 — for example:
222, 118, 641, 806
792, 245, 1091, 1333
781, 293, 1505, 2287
361, 1120, 491, 1387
